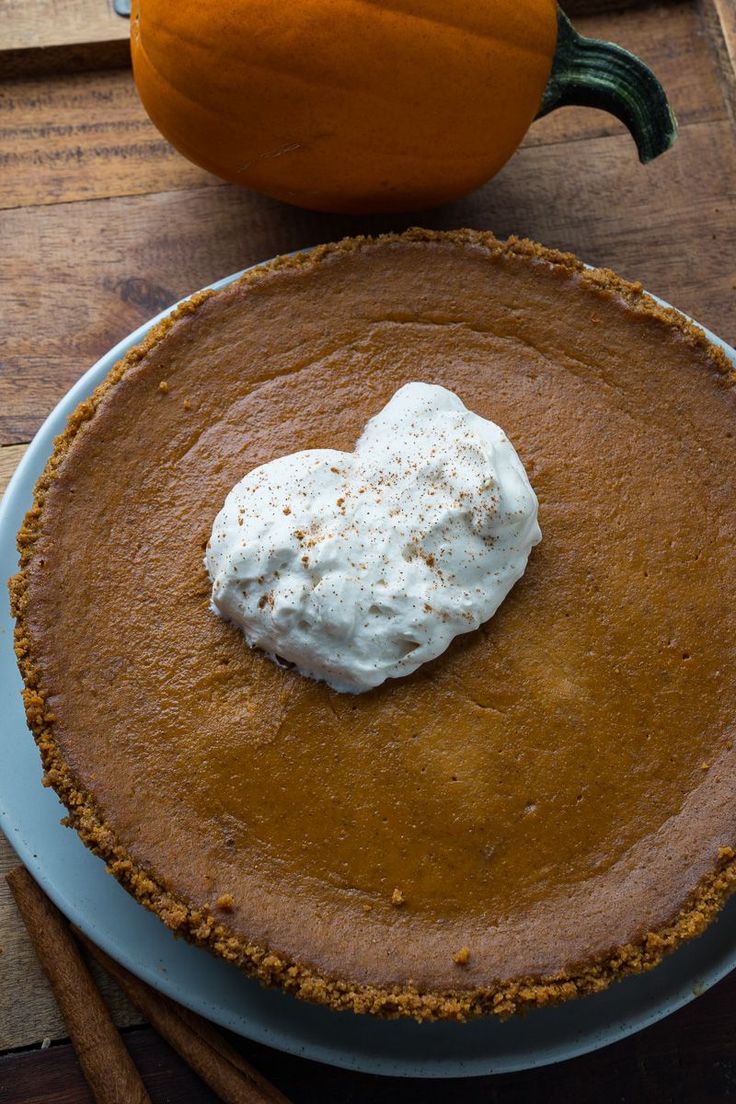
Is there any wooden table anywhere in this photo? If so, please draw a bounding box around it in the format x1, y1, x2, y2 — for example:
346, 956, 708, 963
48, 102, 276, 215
2, 0, 736, 1099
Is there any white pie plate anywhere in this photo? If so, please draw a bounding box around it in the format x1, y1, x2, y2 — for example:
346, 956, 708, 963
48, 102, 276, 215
2, 262, 736, 1079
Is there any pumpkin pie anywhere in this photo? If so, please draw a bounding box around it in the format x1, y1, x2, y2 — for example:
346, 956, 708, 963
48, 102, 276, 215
10, 229, 736, 1020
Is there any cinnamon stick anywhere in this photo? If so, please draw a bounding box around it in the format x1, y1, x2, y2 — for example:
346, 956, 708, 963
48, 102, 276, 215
75, 928, 292, 1104
6, 865, 150, 1104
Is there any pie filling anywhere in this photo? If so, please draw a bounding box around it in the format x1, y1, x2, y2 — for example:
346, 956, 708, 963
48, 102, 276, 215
12, 229, 736, 1019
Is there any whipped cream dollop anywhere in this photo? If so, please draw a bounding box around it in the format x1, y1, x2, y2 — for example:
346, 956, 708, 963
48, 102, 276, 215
206, 382, 541, 693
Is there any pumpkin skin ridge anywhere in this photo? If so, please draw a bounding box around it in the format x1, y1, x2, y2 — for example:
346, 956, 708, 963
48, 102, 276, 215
146, 1, 551, 58
132, 0, 558, 214
143, 17, 548, 106
134, 33, 251, 126
145, 42, 547, 117
133, 45, 539, 177
345, 0, 555, 52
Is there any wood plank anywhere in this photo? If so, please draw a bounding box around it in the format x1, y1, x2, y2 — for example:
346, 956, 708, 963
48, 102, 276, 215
0, 0, 128, 51
0, 834, 143, 1051
0, 3, 723, 211
713, 0, 736, 74
0, 444, 26, 497
0, 70, 217, 211
703, 0, 736, 127
0, 0, 130, 78
0, 70, 216, 211
2, 113, 734, 447
0, 1027, 222, 1103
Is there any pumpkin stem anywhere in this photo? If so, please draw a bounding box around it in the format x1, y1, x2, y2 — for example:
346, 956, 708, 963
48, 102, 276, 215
538, 8, 678, 163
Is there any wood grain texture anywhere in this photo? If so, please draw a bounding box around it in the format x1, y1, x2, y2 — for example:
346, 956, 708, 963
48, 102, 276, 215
0, 444, 26, 497
0, 0, 128, 51
0, 4, 724, 212
713, 0, 736, 69
0, 71, 217, 211
0, 0, 130, 78
702, 0, 736, 127
0, 1027, 222, 1104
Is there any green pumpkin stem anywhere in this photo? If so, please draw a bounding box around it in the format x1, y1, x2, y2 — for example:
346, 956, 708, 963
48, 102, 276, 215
538, 8, 678, 163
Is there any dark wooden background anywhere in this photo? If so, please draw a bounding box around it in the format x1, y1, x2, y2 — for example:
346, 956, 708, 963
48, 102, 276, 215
2, 0, 736, 1099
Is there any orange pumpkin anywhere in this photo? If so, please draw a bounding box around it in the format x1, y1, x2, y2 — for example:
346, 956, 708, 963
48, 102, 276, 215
132, 0, 558, 213
131, 1, 676, 215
